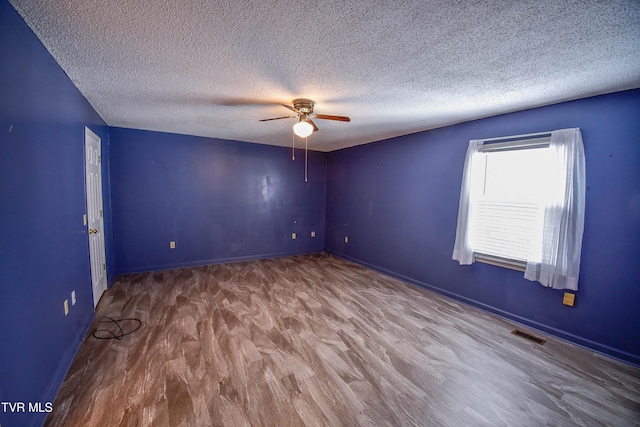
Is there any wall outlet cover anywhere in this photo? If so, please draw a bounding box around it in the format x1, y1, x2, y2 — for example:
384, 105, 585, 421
563, 292, 576, 307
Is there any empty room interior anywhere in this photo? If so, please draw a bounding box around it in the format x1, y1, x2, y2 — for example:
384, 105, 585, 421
1, 0, 640, 426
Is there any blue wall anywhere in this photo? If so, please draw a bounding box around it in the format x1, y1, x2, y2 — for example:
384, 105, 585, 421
326, 89, 640, 366
109, 127, 326, 274
0, 1, 112, 426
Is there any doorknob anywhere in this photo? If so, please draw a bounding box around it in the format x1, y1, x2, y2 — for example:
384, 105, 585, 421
89, 229, 98, 234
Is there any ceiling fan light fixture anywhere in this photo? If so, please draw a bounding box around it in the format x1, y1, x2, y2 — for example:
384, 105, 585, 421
293, 120, 313, 138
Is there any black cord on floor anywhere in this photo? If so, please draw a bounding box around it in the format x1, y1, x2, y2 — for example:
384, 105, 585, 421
86, 316, 142, 342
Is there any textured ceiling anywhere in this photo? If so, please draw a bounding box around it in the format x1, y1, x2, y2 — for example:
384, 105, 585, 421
9, 0, 640, 152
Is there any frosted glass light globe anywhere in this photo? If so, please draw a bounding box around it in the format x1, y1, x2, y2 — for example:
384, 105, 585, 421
293, 121, 313, 138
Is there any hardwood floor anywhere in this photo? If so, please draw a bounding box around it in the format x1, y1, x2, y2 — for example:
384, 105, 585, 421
46, 254, 640, 426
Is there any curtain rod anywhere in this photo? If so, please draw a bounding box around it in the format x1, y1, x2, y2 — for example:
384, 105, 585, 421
481, 130, 553, 143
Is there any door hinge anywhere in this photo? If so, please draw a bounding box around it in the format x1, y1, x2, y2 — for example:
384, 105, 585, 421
98, 155, 101, 163
103, 263, 106, 270
100, 209, 103, 217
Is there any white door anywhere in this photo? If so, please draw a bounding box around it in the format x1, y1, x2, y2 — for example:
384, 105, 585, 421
85, 127, 107, 308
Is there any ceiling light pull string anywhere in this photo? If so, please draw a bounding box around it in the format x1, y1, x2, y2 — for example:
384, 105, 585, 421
292, 130, 295, 160
305, 136, 308, 182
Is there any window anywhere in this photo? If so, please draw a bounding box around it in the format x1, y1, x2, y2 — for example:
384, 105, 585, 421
452, 129, 586, 291
469, 137, 552, 267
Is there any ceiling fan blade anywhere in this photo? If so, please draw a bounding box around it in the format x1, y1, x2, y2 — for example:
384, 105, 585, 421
308, 119, 319, 132
281, 104, 302, 115
313, 114, 351, 122
259, 115, 297, 122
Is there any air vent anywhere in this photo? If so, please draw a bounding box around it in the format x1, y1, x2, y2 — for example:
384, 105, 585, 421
512, 329, 546, 345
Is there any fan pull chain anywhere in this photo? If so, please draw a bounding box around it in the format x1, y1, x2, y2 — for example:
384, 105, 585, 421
292, 131, 295, 160
305, 137, 308, 182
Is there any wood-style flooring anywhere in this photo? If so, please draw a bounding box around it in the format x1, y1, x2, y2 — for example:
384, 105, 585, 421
46, 254, 640, 426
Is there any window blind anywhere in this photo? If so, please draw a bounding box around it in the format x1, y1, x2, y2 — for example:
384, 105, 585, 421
473, 200, 540, 262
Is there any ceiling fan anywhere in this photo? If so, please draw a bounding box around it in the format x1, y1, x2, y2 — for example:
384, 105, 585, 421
260, 98, 350, 138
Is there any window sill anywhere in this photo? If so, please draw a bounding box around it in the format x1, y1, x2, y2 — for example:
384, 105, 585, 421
474, 253, 526, 272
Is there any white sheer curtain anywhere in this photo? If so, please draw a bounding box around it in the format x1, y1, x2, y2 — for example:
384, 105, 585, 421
452, 128, 586, 291
452, 139, 483, 265
524, 128, 585, 290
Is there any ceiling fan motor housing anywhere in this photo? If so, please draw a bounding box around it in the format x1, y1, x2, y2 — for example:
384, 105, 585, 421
293, 99, 314, 115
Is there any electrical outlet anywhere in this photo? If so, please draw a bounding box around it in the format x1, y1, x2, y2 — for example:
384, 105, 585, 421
345, 236, 349, 243
170, 241, 176, 249
292, 233, 297, 240
64, 299, 69, 316
71, 291, 76, 305
311, 231, 316, 238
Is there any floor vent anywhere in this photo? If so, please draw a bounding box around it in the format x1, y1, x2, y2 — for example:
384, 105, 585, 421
512, 329, 546, 345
